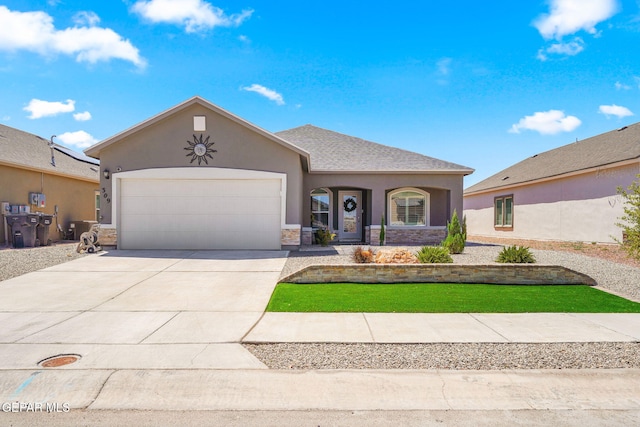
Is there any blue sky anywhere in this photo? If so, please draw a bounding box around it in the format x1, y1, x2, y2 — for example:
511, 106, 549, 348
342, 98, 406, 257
1, 0, 639, 187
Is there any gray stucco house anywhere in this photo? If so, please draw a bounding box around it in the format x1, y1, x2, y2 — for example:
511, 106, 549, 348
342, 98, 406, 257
464, 122, 640, 243
85, 96, 473, 250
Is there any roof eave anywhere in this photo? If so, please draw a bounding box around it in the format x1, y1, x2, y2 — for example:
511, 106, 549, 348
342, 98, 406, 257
464, 158, 640, 196
308, 168, 474, 175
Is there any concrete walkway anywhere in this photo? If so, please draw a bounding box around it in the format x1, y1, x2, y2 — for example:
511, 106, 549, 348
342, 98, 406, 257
0, 250, 639, 417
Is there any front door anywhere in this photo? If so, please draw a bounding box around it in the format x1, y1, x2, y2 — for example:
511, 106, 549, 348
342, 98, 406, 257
338, 191, 362, 241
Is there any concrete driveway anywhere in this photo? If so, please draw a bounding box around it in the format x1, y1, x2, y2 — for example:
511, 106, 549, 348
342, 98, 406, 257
0, 250, 288, 371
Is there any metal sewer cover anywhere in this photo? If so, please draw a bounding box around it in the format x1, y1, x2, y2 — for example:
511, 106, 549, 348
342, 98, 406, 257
38, 354, 81, 368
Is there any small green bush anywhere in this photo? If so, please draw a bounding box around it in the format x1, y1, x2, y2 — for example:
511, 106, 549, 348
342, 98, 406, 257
442, 209, 466, 254
496, 245, 536, 263
315, 228, 336, 246
380, 214, 386, 246
416, 246, 453, 263
353, 246, 376, 263
615, 174, 640, 260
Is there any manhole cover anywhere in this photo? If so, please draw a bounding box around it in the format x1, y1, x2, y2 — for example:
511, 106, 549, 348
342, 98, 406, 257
38, 354, 81, 368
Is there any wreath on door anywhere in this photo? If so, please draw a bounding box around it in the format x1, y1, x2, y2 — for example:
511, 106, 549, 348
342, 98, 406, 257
343, 197, 357, 213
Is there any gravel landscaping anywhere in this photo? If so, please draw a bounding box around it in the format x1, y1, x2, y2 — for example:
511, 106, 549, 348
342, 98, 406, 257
0, 242, 86, 282
245, 342, 640, 370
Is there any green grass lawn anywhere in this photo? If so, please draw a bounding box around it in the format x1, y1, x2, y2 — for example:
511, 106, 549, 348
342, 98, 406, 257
266, 283, 640, 313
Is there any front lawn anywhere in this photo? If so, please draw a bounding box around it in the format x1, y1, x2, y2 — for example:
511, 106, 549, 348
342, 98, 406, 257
267, 283, 640, 313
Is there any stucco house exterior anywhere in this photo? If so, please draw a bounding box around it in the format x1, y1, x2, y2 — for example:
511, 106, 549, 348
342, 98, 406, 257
464, 122, 640, 243
84, 96, 473, 250
0, 124, 100, 245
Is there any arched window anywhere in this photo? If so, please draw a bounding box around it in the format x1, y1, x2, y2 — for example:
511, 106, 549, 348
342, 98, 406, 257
311, 188, 331, 229
388, 188, 429, 226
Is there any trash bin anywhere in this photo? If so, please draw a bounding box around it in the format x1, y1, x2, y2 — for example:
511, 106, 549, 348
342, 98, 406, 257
37, 214, 53, 246
5, 214, 39, 247
13, 231, 24, 248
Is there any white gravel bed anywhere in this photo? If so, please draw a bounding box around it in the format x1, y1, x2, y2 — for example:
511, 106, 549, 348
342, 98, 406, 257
244, 342, 640, 370
282, 244, 640, 301
0, 243, 86, 282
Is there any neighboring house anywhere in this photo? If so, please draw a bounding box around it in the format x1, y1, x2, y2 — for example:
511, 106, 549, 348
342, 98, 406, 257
464, 122, 640, 243
84, 96, 473, 250
0, 124, 100, 245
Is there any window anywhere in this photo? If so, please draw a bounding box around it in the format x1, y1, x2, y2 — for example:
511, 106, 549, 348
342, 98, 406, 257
494, 195, 513, 228
311, 188, 330, 229
389, 188, 428, 226
95, 191, 101, 222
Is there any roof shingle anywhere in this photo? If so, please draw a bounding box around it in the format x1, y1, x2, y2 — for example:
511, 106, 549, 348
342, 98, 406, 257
465, 122, 640, 194
276, 124, 473, 173
0, 124, 99, 181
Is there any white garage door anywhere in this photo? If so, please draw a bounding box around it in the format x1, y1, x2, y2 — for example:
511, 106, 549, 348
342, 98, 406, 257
119, 178, 281, 250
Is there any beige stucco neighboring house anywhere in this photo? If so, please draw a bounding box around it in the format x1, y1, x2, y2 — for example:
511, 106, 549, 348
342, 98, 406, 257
0, 124, 100, 245
84, 96, 473, 250
464, 122, 640, 243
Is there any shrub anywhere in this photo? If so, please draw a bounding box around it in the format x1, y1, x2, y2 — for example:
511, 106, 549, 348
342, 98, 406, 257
380, 214, 386, 246
442, 209, 466, 254
353, 246, 376, 263
315, 228, 336, 246
615, 175, 640, 260
496, 245, 536, 263
416, 246, 453, 263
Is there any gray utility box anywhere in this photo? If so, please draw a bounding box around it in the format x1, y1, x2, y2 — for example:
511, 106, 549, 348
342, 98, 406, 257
6, 214, 39, 247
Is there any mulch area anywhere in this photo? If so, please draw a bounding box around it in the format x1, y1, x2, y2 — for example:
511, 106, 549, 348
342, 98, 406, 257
468, 235, 640, 269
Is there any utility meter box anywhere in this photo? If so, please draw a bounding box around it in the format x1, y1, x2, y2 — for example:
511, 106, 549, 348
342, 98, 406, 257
29, 192, 46, 208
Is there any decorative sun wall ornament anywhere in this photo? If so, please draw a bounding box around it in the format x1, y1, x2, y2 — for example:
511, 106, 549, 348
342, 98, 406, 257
344, 197, 357, 212
184, 134, 217, 165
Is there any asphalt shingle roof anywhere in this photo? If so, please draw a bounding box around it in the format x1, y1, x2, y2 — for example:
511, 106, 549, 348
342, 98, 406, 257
465, 122, 640, 194
276, 124, 473, 173
0, 124, 99, 181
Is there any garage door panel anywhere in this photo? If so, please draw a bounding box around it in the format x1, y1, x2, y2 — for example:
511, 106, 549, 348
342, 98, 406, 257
120, 178, 282, 250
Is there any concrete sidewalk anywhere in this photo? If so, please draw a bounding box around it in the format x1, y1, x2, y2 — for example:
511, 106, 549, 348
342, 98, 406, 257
245, 312, 640, 343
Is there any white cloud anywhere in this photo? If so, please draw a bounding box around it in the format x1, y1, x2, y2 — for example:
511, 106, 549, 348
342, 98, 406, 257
56, 130, 98, 148
24, 99, 75, 119
0, 6, 146, 68
615, 81, 631, 90
132, 0, 253, 33
241, 84, 285, 105
73, 11, 100, 27
73, 111, 92, 121
437, 58, 452, 76
599, 104, 634, 118
546, 38, 585, 55
509, 110, 582, 135
534, 0, 619, 40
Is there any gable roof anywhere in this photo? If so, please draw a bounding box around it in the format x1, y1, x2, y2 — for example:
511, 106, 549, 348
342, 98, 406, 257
0, 124, 99, 182
84, 96, 310, 163
276, 124, 474, 174
465, 122, 640, 195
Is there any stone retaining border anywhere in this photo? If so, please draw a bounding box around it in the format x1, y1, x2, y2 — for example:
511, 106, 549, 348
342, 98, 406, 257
279, 264, 597, 286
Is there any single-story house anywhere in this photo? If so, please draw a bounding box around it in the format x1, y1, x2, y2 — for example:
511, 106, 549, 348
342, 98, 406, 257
0, 124, 100, 245
464, 122, 640, 243
84, 96, 473, 250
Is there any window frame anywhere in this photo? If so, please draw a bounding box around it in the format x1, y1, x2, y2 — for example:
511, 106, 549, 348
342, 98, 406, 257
95, 190, 101, 222
494, 194, 514, 230
387, 187, 430, 227
310, 188, 332, 230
